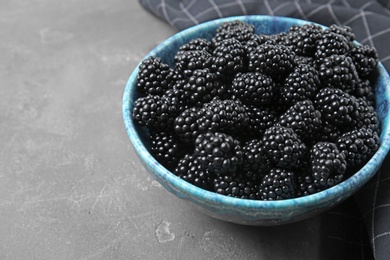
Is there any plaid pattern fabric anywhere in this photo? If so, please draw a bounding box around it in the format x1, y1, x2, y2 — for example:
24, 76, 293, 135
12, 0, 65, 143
139, 1, 390, 259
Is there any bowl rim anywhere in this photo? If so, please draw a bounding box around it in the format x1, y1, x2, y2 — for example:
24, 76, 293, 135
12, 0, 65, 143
123, 15, 390, 211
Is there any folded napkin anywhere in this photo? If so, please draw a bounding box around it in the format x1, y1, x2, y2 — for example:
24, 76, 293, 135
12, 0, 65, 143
139, 1, 390, 259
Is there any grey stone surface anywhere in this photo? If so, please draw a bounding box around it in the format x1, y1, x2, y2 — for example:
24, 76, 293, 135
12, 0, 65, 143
0, 1, 365, 259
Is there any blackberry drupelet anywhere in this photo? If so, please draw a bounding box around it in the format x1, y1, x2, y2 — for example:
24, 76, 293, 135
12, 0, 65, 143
137, 56, 175, 96
196, 98, 249, 135
279, 100, 322, 141
241, 139, 272, 182
211, 38, 245, 76
231, 72, 275, 106
194, 132, 243, 175
150, 131, 185, 170
262, 125, 307, 169
310, 142, 347, 190
181, 68, 228, 107
174, 154, 213, 190
245, 105, 278, 138
132, 95, 178, 130
213, 174, 259, 200
259, 168, 297, 200
337, 128, 379, 168
314, 87, 359, 128
318, 54, 359, 93
174, 50, 212, 77
177, 38, 212, 54
279, 63, 320, 105
174, 107, 201, 144
314, 32, 351, 61
248, 44, 296, 81
348, 45, 379, 77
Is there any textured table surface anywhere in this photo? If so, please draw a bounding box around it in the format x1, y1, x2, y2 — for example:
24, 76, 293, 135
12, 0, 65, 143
0, 1, 372, 259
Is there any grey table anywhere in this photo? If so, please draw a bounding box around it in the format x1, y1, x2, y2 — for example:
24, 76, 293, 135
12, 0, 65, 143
0, 1, 372, 259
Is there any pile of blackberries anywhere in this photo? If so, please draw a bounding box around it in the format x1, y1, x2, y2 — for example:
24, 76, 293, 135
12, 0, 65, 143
131, 20, 380, 200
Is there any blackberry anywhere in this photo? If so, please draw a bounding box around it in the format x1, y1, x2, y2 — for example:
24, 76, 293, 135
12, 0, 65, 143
287, 23, 324, 56
337, 128, 379, 168
216, 20, 255, 34
353, 79, 375, 106
177, 38, 212, 54
132, 95, 178, 130
348, 45, 379, 77
181, 68, 228, 107
327, 24, 355, 43
150, 131, 184, 170
174, 154, 213, 190
194, 132, 243, 175
248, 44, 296, 81
211, 38, 245, 76
174, 50, 212, 77
315, 32, 351, 61
314, 88, 359, 128
296, 167, 321, 197
355, 98, 380, 133
241, 139, 272, 182
231, 72, 275, 106
196, 98, 249, 135
264, 32, 289, 45
262, 125, 307, 169
213, 174, 259, 200
174, 107, 200, 144
137, 56, 175, 96
318, 54, 359, 93
310, 142, 347, 190
245, 105, 278, 138
279, 100, 322, 141
279, 63, 320, 105
259, 168, 297, 200
212, 24, 256, 45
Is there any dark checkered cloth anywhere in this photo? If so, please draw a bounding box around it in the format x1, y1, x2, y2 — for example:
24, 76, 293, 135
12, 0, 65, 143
139, 1, 390, 259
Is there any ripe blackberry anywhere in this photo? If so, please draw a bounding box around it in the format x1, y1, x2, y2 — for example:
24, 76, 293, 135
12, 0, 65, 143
212, 24, 257, 45
137, 56, 175, 96
150, 131, 184, 170
174, 50, 212, 77
318, 54, 359, 93
355, 98, 380, 134
174, 107, 200, 144
181, 68, 228, 107
353, 79, 375, 106
241, 139, 272, 182
287, 23, 324, 56
196, 98, 249, 135
314, 88, 359, 128
262, 125, 307, 169
327, 24, 355, 43
177, 38, 212, 54
297, 171, 321, 197
337, 128, 379, 168
194, 132, 243, 175
245, 105, 278, 138
132, 95, 178, 130
213, 174, 259, 200
348, 45, 379, 77
174, 154, 213, 190
231, 72, 275, 106
248, 44, 296, 81
279, 100, 322, 141
279, 63, 320, 105
315, 32, 351, 61
264, 32, 289, 45
216, 20, 255, 34
259, 168, 297, 200
211, 38, 245, 76
310, 142, 347, 190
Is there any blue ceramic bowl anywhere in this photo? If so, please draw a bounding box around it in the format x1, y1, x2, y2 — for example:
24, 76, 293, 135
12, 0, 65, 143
123, 15, 390, 225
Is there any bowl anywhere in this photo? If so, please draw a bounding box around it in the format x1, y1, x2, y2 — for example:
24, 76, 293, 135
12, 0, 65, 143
122, 15, 390, 226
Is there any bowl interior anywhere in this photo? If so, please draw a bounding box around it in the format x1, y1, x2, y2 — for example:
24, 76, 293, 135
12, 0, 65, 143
123, 15, 390, 225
